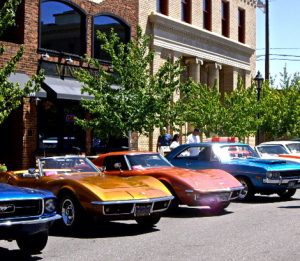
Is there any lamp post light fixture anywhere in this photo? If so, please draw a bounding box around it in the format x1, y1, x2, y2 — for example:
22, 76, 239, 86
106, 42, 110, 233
254, 70, 264, 145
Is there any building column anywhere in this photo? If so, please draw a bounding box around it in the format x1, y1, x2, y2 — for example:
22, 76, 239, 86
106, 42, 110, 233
185, 57, 203, 83
206, 62, 222, 90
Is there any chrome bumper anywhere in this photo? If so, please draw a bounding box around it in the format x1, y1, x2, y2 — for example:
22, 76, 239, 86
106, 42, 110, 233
263, 178, 300, 187
0, 214, 61, 226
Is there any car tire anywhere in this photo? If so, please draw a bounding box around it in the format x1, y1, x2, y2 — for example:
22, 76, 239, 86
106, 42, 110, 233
277, 189, 296, 200
135, 213, 161, 227
236, 177, 254, 201
59, 194, 84, 230
16, 231, 48, 255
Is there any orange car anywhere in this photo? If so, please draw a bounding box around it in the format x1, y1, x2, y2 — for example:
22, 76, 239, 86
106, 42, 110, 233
93, 151, 244, 213
0, 156, 173, 229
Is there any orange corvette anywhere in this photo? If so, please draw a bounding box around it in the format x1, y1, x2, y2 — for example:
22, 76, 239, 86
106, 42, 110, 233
93, 151, 244, 213
0, 156, 173, 229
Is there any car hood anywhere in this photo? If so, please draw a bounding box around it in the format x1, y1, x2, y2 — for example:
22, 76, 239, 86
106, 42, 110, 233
52, 172, 172, 201
131, 167, 242, 192
226, 158, 300, 171
0, 183, 53, 200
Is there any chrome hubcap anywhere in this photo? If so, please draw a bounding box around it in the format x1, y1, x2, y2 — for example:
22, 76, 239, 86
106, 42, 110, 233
62, 199, 75, 226
239, 180, 248, 199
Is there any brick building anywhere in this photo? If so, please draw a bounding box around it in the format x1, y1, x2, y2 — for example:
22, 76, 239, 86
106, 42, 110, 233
0, 0, 257, 169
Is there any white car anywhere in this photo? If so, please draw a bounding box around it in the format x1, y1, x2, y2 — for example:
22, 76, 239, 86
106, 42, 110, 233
255, 141, 300, 162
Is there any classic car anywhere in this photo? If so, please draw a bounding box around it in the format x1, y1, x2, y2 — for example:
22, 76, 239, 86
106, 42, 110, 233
255, 141, 300, 162
0, 156, 173, 229
92, 152, 244, 213
166, 142, 300, 200
0, 183, 60, 254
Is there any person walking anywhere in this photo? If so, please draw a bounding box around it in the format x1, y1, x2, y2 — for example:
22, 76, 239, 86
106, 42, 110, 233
157, 127, 172, 155
186, 128, 200, 144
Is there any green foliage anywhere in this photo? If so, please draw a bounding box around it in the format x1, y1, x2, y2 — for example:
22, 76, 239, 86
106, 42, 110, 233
179, 81, 224, 137
0, 0, 44, 125
221, 83, 259, 141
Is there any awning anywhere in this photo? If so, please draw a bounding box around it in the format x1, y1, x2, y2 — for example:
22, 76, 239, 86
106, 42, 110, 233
43, 76, 93, 101
8, 72, 46, 98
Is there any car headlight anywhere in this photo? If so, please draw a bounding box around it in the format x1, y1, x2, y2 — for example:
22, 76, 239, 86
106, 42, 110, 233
266, 171, 281, 179
44, 198, 56, 213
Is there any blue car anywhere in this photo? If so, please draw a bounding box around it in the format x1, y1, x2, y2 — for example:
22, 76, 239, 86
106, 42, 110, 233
166, 142, 300, 200
0, 183, 60, 254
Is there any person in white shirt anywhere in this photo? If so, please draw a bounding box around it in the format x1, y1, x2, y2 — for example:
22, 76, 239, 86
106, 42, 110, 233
186, 128, 200, 156
170, 134, 180, 150
186, 128, 200, 144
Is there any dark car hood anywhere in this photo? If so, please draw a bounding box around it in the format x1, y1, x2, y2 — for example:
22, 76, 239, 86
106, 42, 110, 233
0, 183, 53, 200
227, 158, 300, 171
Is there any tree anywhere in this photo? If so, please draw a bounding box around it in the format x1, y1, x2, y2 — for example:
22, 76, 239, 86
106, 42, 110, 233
75, 27, 189, 143
0, 0, 43, 125
178, 81, 224, 138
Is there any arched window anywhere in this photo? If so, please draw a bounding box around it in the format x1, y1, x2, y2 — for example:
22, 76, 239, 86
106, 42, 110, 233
93, 15, 130, 61
40, 0, 86, 56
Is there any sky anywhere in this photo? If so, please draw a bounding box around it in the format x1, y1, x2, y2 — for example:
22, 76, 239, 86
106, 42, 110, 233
256, 0, 300, 86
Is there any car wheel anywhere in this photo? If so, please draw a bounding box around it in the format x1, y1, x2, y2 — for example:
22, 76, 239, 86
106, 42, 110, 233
59, 194, 83, 229
16, 231, 48, 255
277, 189, 296, 200
237, 177, 254, 201
135, 213, 161, 227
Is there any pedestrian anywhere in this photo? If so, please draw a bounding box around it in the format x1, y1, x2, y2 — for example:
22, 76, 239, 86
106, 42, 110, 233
170, 134, 180, 150
157, 127, 172, 155
186, 128, 201, 144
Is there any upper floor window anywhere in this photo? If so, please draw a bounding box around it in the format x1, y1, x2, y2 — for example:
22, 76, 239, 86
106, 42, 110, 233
221, 1, 230, 37
157, 0, 169, 15
0, 1, 24, 44
93, 15, 130, 62
238, 8, 245, 43
40, 0, 86, 56
181, 0, 191, 24
203, 0, 211, 31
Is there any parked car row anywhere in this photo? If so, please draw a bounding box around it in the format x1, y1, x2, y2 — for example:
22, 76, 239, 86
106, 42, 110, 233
1, 140, 300, 255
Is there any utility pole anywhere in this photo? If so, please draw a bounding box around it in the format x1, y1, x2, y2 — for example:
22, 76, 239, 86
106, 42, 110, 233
257, 0, 270, 81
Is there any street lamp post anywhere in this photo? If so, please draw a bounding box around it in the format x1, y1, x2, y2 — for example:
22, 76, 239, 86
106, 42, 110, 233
254, 71, 264, 145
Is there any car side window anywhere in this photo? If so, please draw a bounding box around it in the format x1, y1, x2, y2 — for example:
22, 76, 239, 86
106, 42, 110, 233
103, 156, 129, 171
176, 146, 211, 161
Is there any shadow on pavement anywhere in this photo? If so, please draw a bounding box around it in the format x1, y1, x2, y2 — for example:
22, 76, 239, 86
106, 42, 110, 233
233, 195, 299, 204
164, 206, 233, 218
50, 220, 159, 239
0, 247, 42, 261
278, 205, 300, 209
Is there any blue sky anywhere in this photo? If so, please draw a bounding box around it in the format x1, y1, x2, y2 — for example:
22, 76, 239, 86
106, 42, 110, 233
256, 0, 300, 85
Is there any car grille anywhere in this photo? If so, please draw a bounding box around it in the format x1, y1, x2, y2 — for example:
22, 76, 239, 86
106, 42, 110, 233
103, 203, 134, 215
152, 200, 170, 211
0, 199, 43, 220
280, 170, 300, 178
230, 190, 241, 199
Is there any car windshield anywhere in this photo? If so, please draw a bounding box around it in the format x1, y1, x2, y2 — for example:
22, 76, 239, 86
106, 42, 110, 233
127, 154, 172, 169
39, 157, 99, 176
256, 145, 288, 155
214, 144, 259, 161
286, 143, 300, 153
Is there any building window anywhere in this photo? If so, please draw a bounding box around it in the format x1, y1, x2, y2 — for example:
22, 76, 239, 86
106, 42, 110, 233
157, 0, 168, 15
221, 1, 230, 37
40, 0, 86, 56
203, 0, 211, 31
93, 15, 130, 62
181, 0, 191, 24
238, 8, 245, 43
0, 1, 24, 43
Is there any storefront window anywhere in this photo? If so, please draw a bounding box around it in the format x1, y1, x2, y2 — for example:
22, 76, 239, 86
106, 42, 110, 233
40, 0, 86, 55
93, 15, 130, 62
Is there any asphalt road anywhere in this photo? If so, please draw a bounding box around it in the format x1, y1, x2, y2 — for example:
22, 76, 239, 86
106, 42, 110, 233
1, 191, 300, 261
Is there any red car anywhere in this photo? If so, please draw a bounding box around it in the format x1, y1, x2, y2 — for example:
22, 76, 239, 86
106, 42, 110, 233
93, 151, 243, 213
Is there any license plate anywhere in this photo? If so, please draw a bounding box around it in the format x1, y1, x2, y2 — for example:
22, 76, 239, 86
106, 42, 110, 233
135, 205, 151, 217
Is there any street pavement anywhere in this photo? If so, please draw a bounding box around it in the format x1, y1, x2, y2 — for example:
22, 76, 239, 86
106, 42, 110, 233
1, 190, 300, 261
